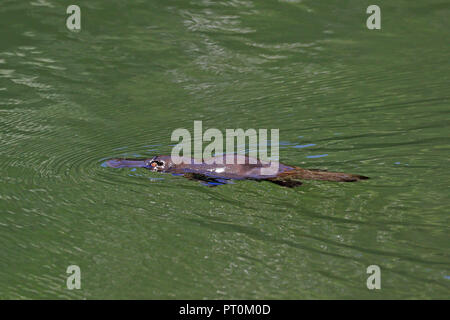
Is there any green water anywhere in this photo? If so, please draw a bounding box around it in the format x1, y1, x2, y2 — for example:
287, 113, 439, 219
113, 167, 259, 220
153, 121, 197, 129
0, 0, 449, 299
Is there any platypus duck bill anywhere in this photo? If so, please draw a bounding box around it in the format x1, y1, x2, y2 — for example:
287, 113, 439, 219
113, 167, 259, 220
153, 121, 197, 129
106, 159, 148, 168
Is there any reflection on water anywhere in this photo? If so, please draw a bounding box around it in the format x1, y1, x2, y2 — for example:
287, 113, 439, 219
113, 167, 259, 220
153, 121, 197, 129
0, 0, 449, 299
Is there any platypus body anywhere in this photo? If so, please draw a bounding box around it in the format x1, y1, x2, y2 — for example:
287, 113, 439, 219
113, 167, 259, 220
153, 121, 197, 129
106, 155, 368, 187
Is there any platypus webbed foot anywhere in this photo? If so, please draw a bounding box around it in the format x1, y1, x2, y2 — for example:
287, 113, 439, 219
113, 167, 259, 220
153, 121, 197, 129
183, 172, 233, 187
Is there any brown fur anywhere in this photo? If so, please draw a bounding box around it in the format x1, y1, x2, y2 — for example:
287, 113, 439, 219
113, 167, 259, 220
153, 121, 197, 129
266, 166, 369, 187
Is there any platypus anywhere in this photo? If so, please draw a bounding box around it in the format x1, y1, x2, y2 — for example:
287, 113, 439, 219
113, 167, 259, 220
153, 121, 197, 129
105, 155, 369, 187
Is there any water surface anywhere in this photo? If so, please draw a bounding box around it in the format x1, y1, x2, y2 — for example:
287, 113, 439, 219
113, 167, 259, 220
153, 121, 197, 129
0, 0, 449, 299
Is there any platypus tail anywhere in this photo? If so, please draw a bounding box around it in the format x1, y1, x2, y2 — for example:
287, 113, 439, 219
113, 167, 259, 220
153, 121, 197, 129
267, 167, 369, 187
289, 167, 369, 182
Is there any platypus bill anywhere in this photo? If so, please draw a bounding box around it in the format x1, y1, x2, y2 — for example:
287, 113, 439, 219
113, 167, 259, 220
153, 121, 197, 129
105, 155, 369, 188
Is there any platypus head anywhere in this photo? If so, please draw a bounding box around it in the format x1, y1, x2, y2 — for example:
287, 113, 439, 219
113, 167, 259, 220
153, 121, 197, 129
105, 155, 173, 172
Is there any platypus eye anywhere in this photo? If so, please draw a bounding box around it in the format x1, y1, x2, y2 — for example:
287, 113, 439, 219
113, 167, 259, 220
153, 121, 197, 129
150, 160, 164, 167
